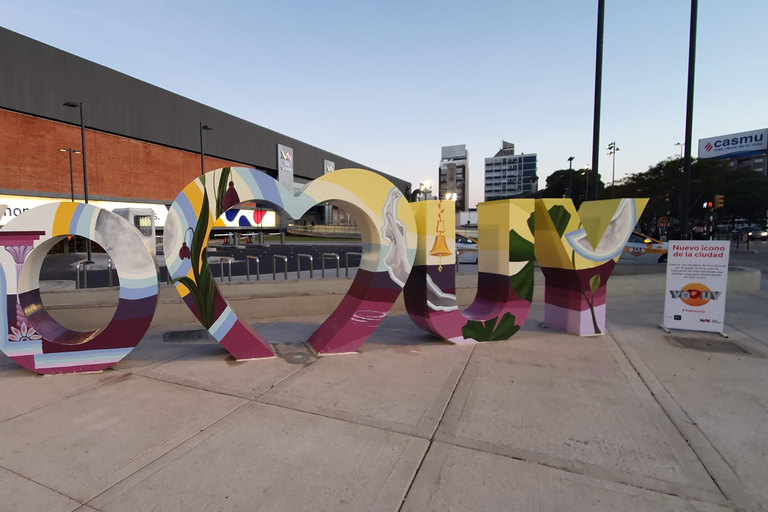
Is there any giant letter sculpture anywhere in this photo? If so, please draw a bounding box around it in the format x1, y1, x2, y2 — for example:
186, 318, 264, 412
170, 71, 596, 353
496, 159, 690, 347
0, 203, 158, 374
404, 199, 535, 343
163, 167, 416, 358
534, 198, 647, 336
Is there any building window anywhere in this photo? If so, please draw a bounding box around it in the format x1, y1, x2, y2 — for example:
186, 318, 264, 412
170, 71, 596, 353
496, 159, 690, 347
134, 215, 153, 236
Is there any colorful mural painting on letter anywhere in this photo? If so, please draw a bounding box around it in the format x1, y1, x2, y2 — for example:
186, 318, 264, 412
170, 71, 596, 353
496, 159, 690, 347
404, 199, 535, 343
163, 167, 416, 358
534, 198, 648, 336
0, 203, 158, 374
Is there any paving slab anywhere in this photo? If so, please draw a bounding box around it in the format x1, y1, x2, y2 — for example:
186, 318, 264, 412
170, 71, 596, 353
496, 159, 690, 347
434, 327, 714, 494
607, 294, 768, 510
402, 442, 733, 512
258, 315, 473, 438
138, 342, 309, 399
0, 466, 82, 512
0, 365, 122, 423
0, 374, 246, 502
88, 402, 429, 512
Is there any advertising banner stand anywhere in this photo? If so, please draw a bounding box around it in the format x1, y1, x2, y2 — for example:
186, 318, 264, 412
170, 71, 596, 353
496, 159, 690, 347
661, 241, 729, 337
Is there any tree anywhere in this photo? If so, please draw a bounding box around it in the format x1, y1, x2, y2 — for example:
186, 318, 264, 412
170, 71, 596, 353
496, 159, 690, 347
610, 157, 768, 226
541, 169, 605, 207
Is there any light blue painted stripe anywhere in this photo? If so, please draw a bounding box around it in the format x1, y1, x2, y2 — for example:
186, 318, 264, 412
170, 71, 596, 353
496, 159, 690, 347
249, 169, 284, 209
169, 258, 191, 280
118, 284, 158, 300
118, 275, 159, 290
34, 347, 132, 368
210, 307, 237, 342
2, 342, 43, 356
76, 204, 96, 236
173, 191, 198, 230
68, 202, 85, 234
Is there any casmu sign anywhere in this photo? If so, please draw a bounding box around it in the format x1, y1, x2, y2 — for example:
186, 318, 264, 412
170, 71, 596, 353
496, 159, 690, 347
0, 167, 647, 374
698, 128, 767, 160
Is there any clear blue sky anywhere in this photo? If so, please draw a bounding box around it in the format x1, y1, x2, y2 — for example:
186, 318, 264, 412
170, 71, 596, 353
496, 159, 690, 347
2, 0, 767, 207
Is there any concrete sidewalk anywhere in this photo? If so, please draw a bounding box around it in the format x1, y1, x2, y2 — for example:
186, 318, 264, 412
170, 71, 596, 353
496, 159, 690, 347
1, 293, 767, 511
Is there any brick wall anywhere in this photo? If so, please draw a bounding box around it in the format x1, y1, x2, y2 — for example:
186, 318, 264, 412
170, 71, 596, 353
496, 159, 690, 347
0, 108, 240, 203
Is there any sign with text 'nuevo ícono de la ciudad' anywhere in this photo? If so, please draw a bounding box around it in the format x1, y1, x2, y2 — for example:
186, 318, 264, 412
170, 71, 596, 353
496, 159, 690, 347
664, 241, 729, 333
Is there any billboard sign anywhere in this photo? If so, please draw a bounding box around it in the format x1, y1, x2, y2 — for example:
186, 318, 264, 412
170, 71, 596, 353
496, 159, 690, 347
663, 241, 729, 333
277, 144, 294, 191
698, 128, 767, 160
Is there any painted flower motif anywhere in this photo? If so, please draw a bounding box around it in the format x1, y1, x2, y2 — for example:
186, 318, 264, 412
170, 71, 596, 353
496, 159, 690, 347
8, 322, 42, 342
179, 242, 191, 260
179, 227, 194, 260
222, 181, 240, 212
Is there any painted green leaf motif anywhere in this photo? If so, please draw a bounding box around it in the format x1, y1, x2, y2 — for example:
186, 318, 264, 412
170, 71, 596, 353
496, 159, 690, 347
462, 312, 521, 342
510, 260, 534, 302
527, 212, 535, 235
215, 167, 231, 218
589, 274, 601, 293
548, 205, 571, 238
508, 229, 533, 262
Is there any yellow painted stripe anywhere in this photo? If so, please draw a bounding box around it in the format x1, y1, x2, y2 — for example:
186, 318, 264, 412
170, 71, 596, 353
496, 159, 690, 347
52, 202, 79, 236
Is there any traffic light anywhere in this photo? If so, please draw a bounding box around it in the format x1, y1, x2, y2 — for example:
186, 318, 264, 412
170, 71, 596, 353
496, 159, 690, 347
703, 201, 713, 209
714, 194, 724, 209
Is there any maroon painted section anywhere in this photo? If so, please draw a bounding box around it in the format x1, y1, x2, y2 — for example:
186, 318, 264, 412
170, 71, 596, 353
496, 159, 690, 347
0, 231, 46, 244
19, 288, 156, 351
404, 265, 533, 342
540, 262, 615, 311
219, 319, 274, 359
464, 272, 523, 320
308, 269, 401, 354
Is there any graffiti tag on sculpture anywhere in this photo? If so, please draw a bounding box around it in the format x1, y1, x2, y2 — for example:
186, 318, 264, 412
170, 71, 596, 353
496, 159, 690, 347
0, 167, 647, 374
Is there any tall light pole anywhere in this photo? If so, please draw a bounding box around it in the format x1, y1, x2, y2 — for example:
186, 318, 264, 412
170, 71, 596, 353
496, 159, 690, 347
681, 0, 698, 240
200, 123, 213, 175
607, 142, 619, 198
590, 0, 606, 201
675, 141, 684, 159
63, 101, 92, 263
567, 156, 575, 197
58, 148, 81, 202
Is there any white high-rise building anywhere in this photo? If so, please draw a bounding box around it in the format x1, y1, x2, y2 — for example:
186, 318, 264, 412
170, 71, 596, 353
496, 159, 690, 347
484, 141, 538, 201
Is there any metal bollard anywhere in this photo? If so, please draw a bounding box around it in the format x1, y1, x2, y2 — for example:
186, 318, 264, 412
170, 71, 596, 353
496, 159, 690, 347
107, 259, 114, 288
273, 254, 288, 280
219, 257, 233, 283
280, 232, 286, 244
321, 253, 340, 278
297, 254, 313, 279
246, 255, 260, 281
344, 252, 362, 278
258, 231, 264, 245
75, 259, 88, 289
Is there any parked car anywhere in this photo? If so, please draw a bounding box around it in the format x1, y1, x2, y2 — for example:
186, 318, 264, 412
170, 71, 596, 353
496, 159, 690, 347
455, 234, 478, 263
731, 226, 767, 242
619, 231, 668, 264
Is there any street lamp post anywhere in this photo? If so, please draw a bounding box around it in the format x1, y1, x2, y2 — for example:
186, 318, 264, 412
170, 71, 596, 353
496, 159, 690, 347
674, 142, 684, 159
419, 180, 432, 200
58, 148, 81, 201
200, 123, 213, 175
607, 142, 619, 199
63, 101, 92, 263
581, 167, 591, 204
567, 156, 575, 197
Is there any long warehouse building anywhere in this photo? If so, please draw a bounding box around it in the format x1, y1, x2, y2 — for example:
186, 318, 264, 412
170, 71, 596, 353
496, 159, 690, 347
0, 27, 409, 228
